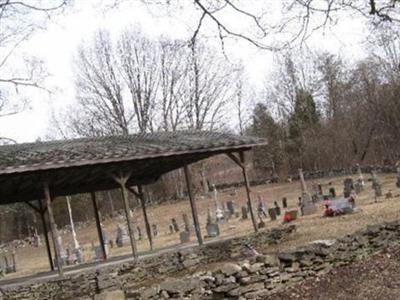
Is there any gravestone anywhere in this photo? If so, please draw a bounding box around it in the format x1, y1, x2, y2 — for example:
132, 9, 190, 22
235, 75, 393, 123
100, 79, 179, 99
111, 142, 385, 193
226, 200, 236, 216
11, 252, 16, 273
206, 223, 220, 237
329, 187, 336, 198
206, 208, 219, 237
116, 224, 130, 247
317, 183, 323, 195
55, 234, 67, 266
257, 199, 267, 218
66, 249, 75, 265
343, 178, 354, 198
94, 244, 108, 261
3, 253, 16, 274
354, 181, 362, 194
206, 214, 220, 238
69, 245, 83, 264
282, 197, 287, 209
182, 214, 191, 232
274, 201, 281, 216
372, 171, 383, 197
168, 224, 174, 235
152, 224, 158, 237
33, 233, 41, 247
179, 231, 190, 244
215, 207, 225, 223
137, 226, 143, 240
268, 208, 277, 221
241, 206, 248, 220
206, 208, 213, 224
357, 164, 365, 187
299, 168, 317, 215
171, 218, 179, 232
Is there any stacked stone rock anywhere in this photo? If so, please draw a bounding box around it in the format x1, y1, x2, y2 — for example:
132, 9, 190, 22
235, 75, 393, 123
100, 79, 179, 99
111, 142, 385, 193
126, 220, 400, 300
0, 226, 295, 300
2, 221, 400, 300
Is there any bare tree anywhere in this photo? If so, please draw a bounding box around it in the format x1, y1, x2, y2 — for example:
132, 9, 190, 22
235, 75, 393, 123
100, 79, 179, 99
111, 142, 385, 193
0, 0, 69, 142
233, 66, 253, 135
185, 42, 235, 131
74, 30, 131, 136
118, 28, 160, 133
141, 0, 400, 51
159, 38, 188, 132
266, 50, 321, 121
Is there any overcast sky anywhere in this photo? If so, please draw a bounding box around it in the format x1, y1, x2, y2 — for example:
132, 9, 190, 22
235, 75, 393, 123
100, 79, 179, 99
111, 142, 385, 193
0, 0, 368, 143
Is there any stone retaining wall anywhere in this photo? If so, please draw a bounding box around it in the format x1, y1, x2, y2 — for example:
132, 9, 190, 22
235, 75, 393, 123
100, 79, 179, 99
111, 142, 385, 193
0, 226, 296, 300
217, 164, 397, 190
299, 165, 397, 180
127, 220, 400, 299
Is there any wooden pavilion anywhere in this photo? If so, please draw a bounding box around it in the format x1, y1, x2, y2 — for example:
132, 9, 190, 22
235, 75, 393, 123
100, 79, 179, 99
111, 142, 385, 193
0, 131, 266, 276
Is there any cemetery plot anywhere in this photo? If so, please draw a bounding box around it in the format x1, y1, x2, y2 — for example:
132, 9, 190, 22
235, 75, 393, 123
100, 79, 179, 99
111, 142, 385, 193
0, 172, 399, 281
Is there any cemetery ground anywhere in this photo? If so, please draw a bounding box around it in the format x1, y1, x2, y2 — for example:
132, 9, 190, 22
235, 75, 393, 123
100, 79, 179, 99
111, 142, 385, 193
1, 172, 399, 282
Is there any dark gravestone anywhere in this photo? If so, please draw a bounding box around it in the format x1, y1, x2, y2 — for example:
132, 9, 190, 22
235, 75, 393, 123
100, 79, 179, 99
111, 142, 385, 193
329, 187, 336, 198
171, 218, 179, 232
241, 206, 248, 220
343, 178, 354, 198
317, 184, 323, 195
206, 223, 220, 237
282, 197, 287, 209
137, 226, 142, 240
226, 200, 235, 216
274, 201, 281, 216
11, 252, 17, 273
268, 208, 277, 221
179, 231, 190, 244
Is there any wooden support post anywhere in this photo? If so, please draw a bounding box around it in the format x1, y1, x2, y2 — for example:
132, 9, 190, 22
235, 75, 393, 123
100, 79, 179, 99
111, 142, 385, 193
239, 151, 258, 232
38, 199, 54, 271
137, 185, 153, 251
114, 174, 138, 260
183, 164, 203, 245
91, 192, 107, 260
43, 183, 64, 276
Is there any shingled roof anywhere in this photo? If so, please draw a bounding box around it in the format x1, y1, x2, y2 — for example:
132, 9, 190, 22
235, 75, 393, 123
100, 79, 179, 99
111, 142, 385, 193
0, 131, 266, 204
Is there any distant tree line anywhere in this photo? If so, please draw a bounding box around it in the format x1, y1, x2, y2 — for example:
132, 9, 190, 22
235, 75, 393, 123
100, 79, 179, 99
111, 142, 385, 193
250, 26, 400, 177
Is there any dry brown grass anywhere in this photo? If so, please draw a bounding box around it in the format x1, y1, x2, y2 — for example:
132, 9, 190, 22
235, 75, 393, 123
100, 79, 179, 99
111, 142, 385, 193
2, 173, 400, 280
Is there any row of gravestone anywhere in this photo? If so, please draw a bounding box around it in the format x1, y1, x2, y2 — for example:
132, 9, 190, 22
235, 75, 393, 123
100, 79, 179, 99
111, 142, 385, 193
52, 169, 396, 265
292, 165, 398, 181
